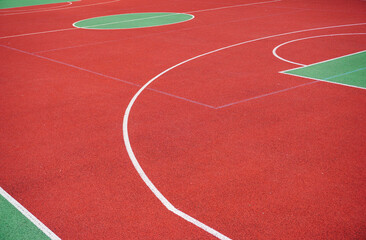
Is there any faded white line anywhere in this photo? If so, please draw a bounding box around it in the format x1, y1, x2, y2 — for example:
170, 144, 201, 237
0, 27, 76, 39
188, 0, 281, 13
216, 81, 318, 109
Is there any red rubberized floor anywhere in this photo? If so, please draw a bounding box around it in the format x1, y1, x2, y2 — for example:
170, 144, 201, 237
1, 0, 365, 239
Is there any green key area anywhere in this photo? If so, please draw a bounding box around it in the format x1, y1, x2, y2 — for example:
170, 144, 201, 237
0, 0, 79, 9
73, 12, 194, 30
0, 194, 49, 240
282, 50, 366, 89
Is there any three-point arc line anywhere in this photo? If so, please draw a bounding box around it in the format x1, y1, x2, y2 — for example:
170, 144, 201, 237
122, 22, 366, 239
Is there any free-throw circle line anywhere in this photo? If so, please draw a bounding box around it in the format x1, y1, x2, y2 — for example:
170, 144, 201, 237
73, 12, 194, 30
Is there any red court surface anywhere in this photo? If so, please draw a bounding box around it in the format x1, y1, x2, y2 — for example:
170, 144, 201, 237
1, 0, 366, 239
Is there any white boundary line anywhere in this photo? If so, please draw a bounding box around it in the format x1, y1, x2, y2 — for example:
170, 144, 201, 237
279, 49, 366, 72
73, 13, 195, 30
122, 22, 366, 239
280, 50, 366, 90
0, 0, 120, 16
0, 187, 61, 240
0, 28, 76, 39
0, 2, 72, 13
273, 32, 366, 66
281, 72, 366, 90
187, 0, 281, 13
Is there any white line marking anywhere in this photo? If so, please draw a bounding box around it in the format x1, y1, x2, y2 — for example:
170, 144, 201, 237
273, 32, 366, 66
187, 0, 281, 13
0, 28, 76, 39
0, 0, 279, 38
123, 22, 365, 239
0, 0, 120, 16
73, 0, 281, 29
73, 0, 281, 30
215, 81, 318, 109
123, 65, 232, 240
1, 43, 218, 110
325, 66, 366, 79
0, 187, 61, 240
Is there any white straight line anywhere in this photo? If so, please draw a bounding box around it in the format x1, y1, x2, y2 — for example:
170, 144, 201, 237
0, 28, 75, 39
279, 50, 366, 90
0, 44, 216, 109
216, 81, 318, 109
281, 72, 366, 90
0, 187, 61, 240
0, 0, 280, 38
326, 66, 366, 79
280, 49, 366, 73
273, 33, 366, 66
187, 0, 281, 13
123, 22, 366, 240
0, 1, 72, 13
0, 1, 123, 38
0, 0, 120, 16
73, 0, 280, 29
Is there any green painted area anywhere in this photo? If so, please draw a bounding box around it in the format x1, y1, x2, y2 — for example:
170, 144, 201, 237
0, 0, 78, 10
283, 51, 366, 89
73, 12, 194, 30
0, 195, 49, 240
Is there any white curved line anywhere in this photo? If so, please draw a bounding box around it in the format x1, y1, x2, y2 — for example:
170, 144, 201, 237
0, 27, 75, 40
123, 22, 365, 239
0, 2, 72, 13
273, 32, 366, 66
0, 0, 120, 16
123, 62, 232, 240
73, 13, 195, 30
